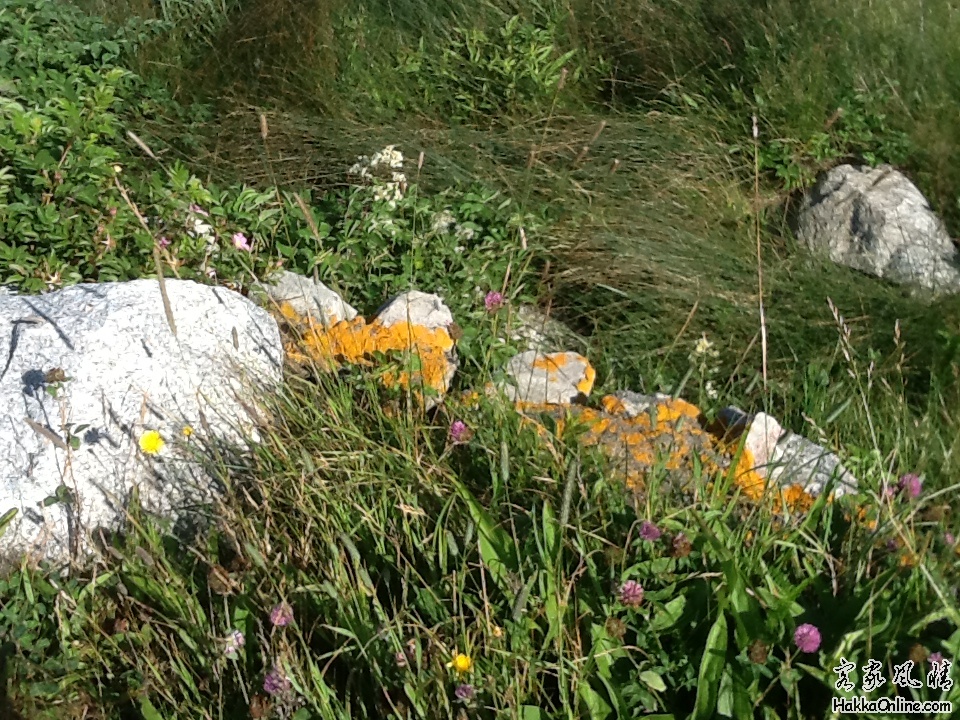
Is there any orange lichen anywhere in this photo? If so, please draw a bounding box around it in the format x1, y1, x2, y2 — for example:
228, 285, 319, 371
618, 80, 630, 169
520, 394, 818, 514
775, 484, 815, 515
278, 307, 455, 396
277, 301, 302, 322
601, 395, 627, 414
577, 363, 596, 395
526, 352, 596, 396
532, 354, 567, 370
653, 399, 700, 422
731, 447, 767, 500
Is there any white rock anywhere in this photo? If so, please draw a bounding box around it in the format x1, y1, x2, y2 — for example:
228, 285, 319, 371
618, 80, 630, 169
501, 350, 596, 405
375, 290, 454, 330
796, 164, 960, 295
252, 270, 356, 326
716, 406, 858, 498
0, 279, 283, 565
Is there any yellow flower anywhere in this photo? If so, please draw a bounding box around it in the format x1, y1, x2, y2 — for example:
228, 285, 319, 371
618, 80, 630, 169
139, 430, 165, 455
447, 653, 473, 674
491, 624, 504, 639
182, 425, 194, 437
113, 164, 122, 174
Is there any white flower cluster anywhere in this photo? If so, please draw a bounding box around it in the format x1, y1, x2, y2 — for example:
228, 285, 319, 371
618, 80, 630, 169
431, 210, 456, 234
430, 209, 476, 247
186, 204, 217, 252
348, 145, 408, 209
690, 333, 721, 400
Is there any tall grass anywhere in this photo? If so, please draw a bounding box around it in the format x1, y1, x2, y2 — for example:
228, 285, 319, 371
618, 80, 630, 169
2, 0, 960, 716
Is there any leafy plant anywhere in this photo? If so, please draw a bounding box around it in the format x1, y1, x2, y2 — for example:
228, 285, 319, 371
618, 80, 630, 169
400, 15, 579, 123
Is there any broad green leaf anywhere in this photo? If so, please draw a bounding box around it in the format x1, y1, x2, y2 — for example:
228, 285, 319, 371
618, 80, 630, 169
692, 611, 728, 720
453, 480, 519, 594
640, 670, 667, 693
651, 596, 686, 632
138, 698, 166, 720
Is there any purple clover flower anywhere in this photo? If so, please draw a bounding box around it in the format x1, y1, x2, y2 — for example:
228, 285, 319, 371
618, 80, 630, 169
449, 420, 470, 444
618, 580, 644, 608
270, 601, 293, 627
898, 473, 922, 499
639, 521, 661, 541
455, 683, 475, 702
484, 291, 504, 312
794, 623, 821, 653
263, 666, 291, 696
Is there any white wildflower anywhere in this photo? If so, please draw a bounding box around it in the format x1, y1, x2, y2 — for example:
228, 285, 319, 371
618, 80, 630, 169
694, 333, 715, 357
348, 159, 372, 179
705, 380, 718, 400
371, 145, 403, 169
455, 224, 476, 242
432, 210, 456, 234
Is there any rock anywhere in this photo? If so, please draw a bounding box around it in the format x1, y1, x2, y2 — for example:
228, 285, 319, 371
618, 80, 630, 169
796, 164, 960, 295
375, 290, 453, 330
607, 390, 675, 418
278, 290, 458, 403
520, 393, 730, 503
715, 406, 858, 499
501, 351, 596, 405
0, 279, 283, 565
508, 305, 585, 353
251, 270, 356, 327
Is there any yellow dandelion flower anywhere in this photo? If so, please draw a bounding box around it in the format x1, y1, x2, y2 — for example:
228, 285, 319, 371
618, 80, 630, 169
447, 653, 473, 674
139, 430, 165, 455
182, 425, 194, 437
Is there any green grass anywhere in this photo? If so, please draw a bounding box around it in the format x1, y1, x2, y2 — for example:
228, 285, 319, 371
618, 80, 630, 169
2, 0, 960, 717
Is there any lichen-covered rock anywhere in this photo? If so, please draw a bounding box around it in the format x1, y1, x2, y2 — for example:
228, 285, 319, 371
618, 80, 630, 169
279, 290, 458, 401
251, 270, 357, 327
0, 279, 283, 565
523, 393, 747, 501
713, 406, 858, 500
519, 392, 847, 513
606, 390, 676, 418
501, 350, 596, 405
375, 290, 454, 330
796, 164, 960, 295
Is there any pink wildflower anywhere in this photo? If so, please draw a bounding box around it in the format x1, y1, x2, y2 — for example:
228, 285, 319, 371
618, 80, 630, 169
484, 291, 504, 312
263, 666, 290, 696
449, 420, 470, 444
794, 623, 821, 653
639, 521, 662, 541
232, 232, 252, 251
618, 580, 644, 608
269, 601, 293, 627
898, 473, 922, 499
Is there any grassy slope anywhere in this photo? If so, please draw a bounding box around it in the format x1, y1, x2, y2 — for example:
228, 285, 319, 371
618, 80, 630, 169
3, 0, 960, 717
